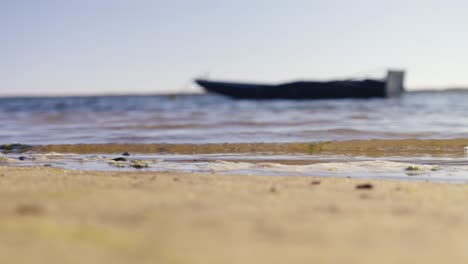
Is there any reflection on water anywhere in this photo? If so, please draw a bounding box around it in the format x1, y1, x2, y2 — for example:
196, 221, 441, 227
1, 90, 468, 144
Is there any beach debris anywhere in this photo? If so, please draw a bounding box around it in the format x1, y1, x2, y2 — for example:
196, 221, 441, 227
43, 164, 52, 167
405, 165, 422, 171
108, 160, 124, 167
405, 165, 426, 176
108, 158, 151, 169
112, 157, 128, 162
15, 203, 44, 216
18, 156, 27, 161
310, 180, 321, 185
355, 183, 373, 190
130, 160, 150, 169
114, 162, 125, 168
131, 164, 146, 169
430, 166, 440, 171
122, 152, 130, 156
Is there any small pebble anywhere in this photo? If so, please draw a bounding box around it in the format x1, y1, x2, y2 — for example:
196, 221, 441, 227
115, 162, 125, 168
112, 157, 128, 162
356, 183, 373, 190
18, 156, 27, 161
131, 160, 150, 169
405, 165, 421, 171
122, 152, 130, 156
43, 164, 52, 167
15, 204, 44, 216
131, 163, 148, 169
269, 186, 277, 193
310, 180, 321, 185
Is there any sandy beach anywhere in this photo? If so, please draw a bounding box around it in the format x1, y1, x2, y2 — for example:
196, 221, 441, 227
1, 166, 468, 264
4, 1, 468, 263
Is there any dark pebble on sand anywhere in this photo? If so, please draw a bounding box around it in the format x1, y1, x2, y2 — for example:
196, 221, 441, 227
269, 186, 277, 193
356, 183, 373, 190
112, 157, 128, 162
15, 203, 44, 216
122, 152, 130, 156
43, 164, 52, 167
18, 156, 27, 161
310, 180, 321, 185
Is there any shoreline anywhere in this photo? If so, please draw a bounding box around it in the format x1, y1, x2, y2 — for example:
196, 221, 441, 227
3, 140, 468, 183
1, 166, 468, 263
3, 138, 468, 156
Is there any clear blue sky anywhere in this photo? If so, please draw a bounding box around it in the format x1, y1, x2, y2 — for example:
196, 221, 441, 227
2, 0, 468, 96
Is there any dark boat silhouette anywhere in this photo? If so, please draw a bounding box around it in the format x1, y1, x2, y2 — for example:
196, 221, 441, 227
195, 70, 405, 99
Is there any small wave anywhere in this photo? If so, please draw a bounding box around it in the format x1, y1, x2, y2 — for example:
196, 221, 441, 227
205, 160, 434, 174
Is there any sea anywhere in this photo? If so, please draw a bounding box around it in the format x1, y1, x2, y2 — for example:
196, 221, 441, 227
2, 90, 468, 182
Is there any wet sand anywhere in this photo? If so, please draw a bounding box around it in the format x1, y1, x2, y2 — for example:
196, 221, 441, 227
1, 166, 468, 263
14, 138, 468, 156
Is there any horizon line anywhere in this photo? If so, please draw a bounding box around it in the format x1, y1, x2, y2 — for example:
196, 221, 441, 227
2, 87, 468, 99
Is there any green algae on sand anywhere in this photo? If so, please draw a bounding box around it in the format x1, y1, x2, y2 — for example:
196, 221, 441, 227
0, 144, 30, 154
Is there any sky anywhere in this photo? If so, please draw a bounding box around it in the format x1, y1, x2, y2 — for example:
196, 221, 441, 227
1, 0, 468, 96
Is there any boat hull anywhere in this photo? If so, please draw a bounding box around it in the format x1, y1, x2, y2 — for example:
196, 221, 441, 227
195, 71, 405, 100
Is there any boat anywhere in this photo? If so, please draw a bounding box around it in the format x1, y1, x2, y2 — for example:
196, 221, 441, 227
195, 70, 405, 99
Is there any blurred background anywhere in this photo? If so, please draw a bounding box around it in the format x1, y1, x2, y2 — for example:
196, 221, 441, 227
2, 0, 468, 97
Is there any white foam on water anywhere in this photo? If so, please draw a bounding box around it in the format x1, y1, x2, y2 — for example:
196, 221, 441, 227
197, 160, 468, 183
0, 154, 18, 163
4, 152, 468, 183
204, 160, 433, 174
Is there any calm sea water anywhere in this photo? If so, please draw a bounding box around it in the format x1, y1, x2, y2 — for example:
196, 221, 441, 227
3, 91, 468, 182
1, 90, 468, 145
